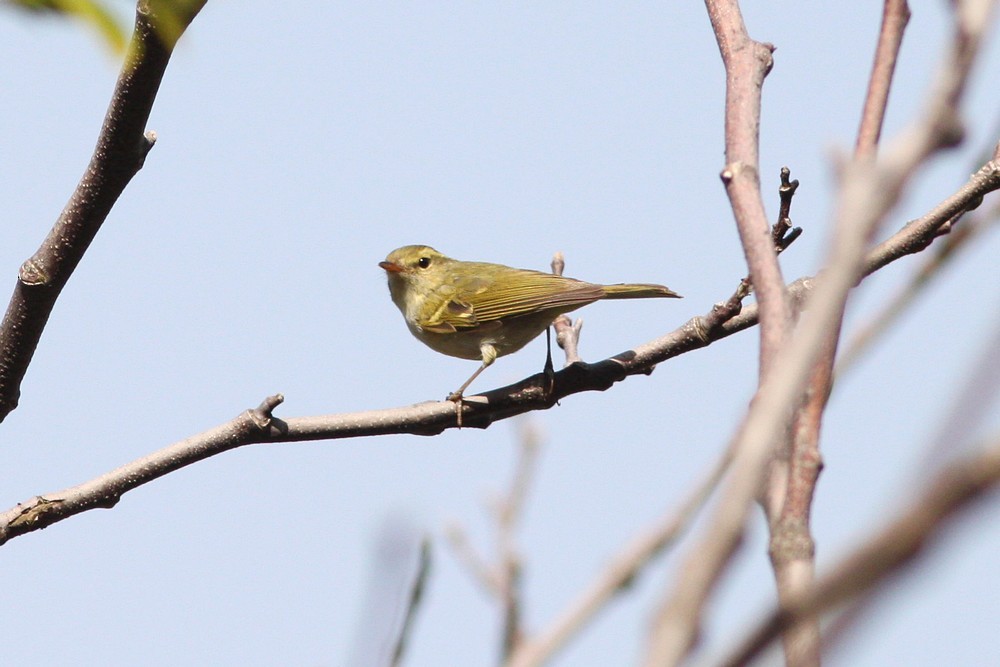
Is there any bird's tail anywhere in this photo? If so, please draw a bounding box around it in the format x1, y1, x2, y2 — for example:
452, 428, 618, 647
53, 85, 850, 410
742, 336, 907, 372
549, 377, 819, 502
601, 283, 682, 299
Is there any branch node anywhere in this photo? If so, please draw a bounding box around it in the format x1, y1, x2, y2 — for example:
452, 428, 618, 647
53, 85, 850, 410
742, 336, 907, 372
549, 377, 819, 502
778, 166, 800, 203
550, 252, 565, 277
250, 394, 284, 428
690, 315, 714, 344
8, 496, 64, 530
779, 227, 803, 252
708, 292, 746, 332
760, 42, 776, 74
554, 315, 583, 366
138, 130, 157, 165
17, 258, 49, 287
773, 167, 803, 255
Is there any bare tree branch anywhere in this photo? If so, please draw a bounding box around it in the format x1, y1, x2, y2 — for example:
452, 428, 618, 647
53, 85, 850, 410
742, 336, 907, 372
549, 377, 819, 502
717, 433, 1000, 667
856, 0, 911, 156
839, 197, 999, 373
0, 0, 207, 424
765, 5, 912, 663
389, 538, 431, 667
446, 421, 540, 659
644, 3, 996, 663
0, 393, 283, 545
865, 141, 1000, 274
705, 0, 791, 375
762, 170, 823, 667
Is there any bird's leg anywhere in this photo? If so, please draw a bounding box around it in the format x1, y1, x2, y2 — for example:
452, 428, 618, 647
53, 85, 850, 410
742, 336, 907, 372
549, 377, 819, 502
448, 344, 498, 427
448, 363, 489, 403
543, 327, 556, 396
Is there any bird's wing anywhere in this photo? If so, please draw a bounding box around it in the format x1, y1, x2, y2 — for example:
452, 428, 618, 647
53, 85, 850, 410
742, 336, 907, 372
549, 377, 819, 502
416, 266, 603, 333
460, 268, 604, 323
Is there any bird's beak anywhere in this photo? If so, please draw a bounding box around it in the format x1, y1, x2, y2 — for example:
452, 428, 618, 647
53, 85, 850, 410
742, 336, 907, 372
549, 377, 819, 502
379, 260, 404, 273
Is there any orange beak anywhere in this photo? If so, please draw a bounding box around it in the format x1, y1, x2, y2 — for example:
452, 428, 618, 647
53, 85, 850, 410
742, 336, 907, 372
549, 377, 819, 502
379, 260, 404, 273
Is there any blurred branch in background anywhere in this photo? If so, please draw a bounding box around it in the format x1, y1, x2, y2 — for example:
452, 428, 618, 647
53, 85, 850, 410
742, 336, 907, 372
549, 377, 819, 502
347, 517, 431, 667
718, 430, 1000, 667
505, 448, 731, 667
447, 420, 541, 660
2, 0, 202, 52
4, 0, 127, 51
839, 181, 1000, 375
721, 303, 1000, 666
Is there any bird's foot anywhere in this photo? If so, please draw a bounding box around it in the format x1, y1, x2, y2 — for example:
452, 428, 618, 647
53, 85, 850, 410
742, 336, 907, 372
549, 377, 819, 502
447, 391, 465, 427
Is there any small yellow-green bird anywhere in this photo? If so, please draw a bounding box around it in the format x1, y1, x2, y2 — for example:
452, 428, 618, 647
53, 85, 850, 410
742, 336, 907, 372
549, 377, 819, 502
379, 245, 681, 401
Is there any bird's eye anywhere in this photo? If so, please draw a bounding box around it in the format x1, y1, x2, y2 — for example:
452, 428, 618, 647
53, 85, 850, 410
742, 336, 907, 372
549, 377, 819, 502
417, 256, 431, 269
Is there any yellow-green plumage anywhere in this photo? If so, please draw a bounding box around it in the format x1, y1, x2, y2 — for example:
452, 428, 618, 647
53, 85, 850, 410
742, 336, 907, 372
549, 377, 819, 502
379, 245, 680, 398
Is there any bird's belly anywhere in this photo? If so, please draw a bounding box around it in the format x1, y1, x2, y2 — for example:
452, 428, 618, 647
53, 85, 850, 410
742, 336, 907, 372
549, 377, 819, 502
410, 317, 552, 361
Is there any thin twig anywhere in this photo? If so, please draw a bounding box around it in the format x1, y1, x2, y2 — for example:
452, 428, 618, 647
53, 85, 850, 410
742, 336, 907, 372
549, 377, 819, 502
390, 538, 432, 667
710, 168, 802, 330
838, 199, 998, 373
856, 0, 911, 156
864, 142, 1000, 274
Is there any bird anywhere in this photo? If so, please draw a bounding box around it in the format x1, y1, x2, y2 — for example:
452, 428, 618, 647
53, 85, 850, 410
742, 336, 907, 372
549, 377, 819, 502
379, 245, 681, 404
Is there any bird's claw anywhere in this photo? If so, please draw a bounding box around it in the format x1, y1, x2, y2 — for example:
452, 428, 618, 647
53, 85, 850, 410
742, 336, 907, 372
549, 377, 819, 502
447, 392, 465, 427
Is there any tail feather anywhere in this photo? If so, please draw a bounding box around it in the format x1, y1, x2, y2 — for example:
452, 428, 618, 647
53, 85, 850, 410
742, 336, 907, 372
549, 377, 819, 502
601, 283, 682, 299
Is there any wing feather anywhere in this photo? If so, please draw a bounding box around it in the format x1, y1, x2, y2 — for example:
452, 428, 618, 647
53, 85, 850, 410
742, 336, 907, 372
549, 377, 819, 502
413, 263, 604, 332
458, 267, 603, 323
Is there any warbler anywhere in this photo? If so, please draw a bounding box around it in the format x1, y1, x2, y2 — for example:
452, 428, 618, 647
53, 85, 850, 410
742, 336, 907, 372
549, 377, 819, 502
379, 245, 681, 402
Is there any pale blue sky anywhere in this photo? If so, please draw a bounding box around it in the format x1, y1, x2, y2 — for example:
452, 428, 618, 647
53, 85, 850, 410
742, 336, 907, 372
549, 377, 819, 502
1, 3, 998, 666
